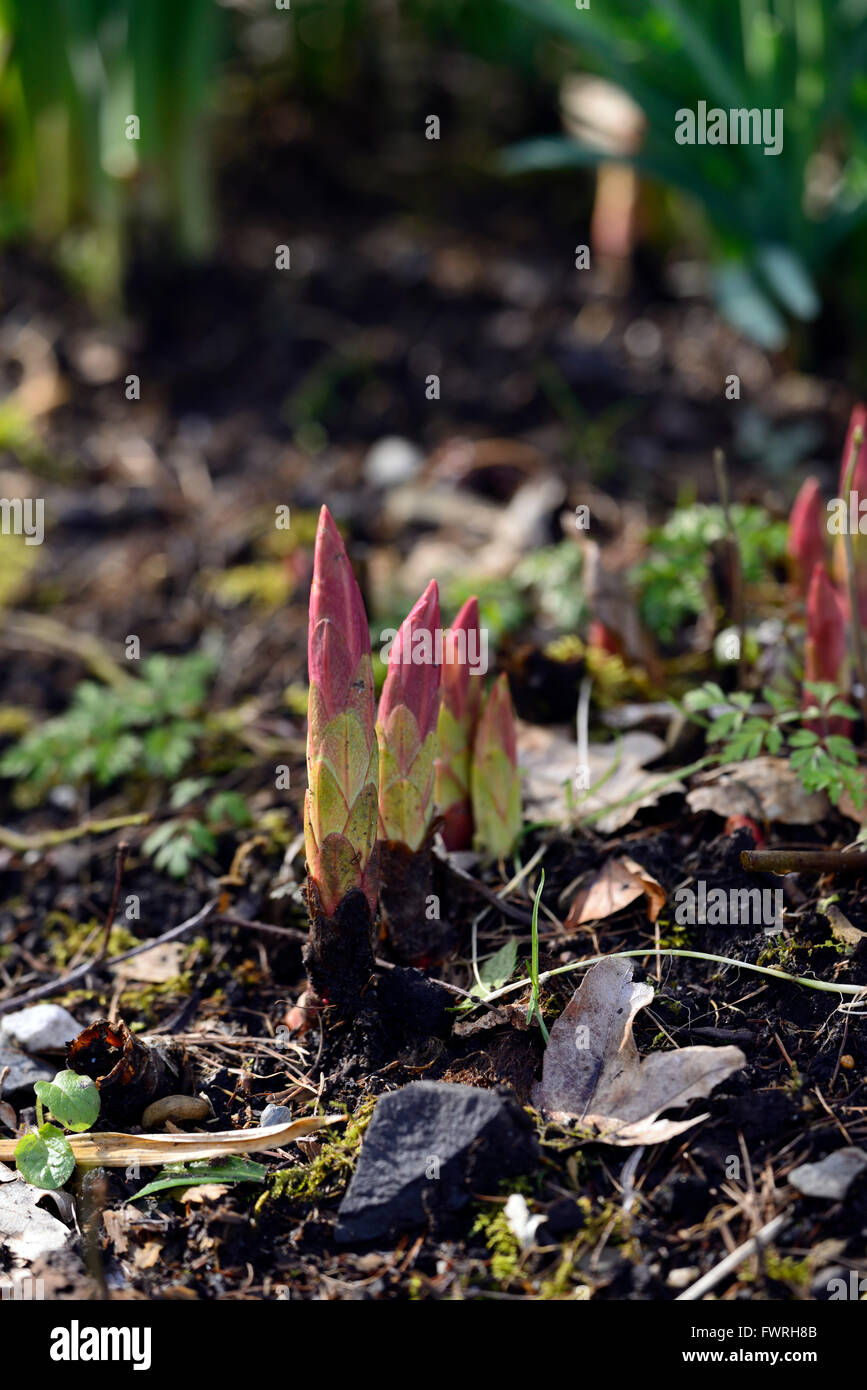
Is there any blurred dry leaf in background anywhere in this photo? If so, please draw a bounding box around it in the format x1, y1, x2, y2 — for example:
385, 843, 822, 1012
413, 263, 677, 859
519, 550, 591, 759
687, 757, 829, 824
519, 727, 684, 833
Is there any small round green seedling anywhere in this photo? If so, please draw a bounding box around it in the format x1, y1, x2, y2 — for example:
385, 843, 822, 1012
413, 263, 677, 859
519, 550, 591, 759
34, 1070, 100, 1132
15, 1124, 76, 1189
13, 1068, 101, 1190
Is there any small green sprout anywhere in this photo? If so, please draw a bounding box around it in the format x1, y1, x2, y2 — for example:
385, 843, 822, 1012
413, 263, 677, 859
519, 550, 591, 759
526, 871, 548, 1043
683, 681, 864, 810
14, 1069, 100, 1190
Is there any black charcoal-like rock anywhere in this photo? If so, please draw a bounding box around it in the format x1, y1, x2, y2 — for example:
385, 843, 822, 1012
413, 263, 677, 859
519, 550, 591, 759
336, 1081, 537, 1243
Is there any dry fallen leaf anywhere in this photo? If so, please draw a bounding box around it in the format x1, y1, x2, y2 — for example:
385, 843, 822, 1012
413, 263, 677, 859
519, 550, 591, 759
518, 726, 684, 833
687, 757, 828, 824
115, 942, 186, 985
0, 1113, 343, 1167
0, 1178, 73, 1259
565, 855, 665, 929
132, 1240, 164, 1270
820, 903, 867, 948
516, 723, 579, 822
181, 1183, 229, 1205
581, 734, 686, 833
533, 957, 746, 1146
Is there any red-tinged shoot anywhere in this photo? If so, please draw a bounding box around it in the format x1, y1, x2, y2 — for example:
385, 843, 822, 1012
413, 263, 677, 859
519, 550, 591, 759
304, 506, 378, 920
837, 403, 867, 499
833, 403, 867, 621
377, 580, 441, 851
803, 562, 849, 734
787, 476, 825, 596
471, 674, 522, 860
435, 595, 483, 850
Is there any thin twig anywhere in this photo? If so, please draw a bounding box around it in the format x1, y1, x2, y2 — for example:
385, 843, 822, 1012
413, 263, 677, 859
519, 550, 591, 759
742, 849, 867, 874
675, 1212, 791, 1301
0, 899, 219, 1017
0, 813, 150, 852
444, 861, 534, 925
97, 841, 129, 962
216, 913, 308, 943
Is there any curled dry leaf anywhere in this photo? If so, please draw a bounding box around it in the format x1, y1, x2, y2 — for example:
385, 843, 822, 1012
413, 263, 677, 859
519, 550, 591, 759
0, 1113, 344, 1167
565, 855, 665, 929
533, 957, 746, 1146
687, 757, 828, 825
820, 903, 867, 948
0, 1178, 72, 1260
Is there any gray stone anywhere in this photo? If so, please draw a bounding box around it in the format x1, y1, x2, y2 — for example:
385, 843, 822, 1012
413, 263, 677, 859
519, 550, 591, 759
259, 1103, 294, 1129
789, 1146, 867, 1201
0, 1004, 81, 1054
0, 1046, 54, 1097
336, 1081, 537, 1243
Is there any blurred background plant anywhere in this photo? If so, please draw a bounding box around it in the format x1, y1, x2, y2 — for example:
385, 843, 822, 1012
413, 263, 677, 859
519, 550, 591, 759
0, 650, 218, 806
634, 501, 787, 643
3, 0, 867, 350
0, 0, 222, 302
501, 0, 867, 348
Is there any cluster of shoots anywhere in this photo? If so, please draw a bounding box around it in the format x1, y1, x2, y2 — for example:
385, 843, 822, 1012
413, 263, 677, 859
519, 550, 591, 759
787, 403, 866, 723
303, 507, 521, 990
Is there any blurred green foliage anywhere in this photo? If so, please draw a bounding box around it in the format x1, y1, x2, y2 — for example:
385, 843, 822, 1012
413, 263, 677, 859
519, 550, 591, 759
2, 0, 866, 349
633, 501, 787, 643
503, 0, 867, 347
0, 0, 221, 295
0, 650, 217, 803
143, 776, 251, 878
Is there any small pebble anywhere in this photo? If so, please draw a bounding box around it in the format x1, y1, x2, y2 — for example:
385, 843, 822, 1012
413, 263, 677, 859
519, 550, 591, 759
260, 1103, 294, 1128
788, 1146, 867, 1200
141, 1095, 211, 1129
363, 436, 423, 489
